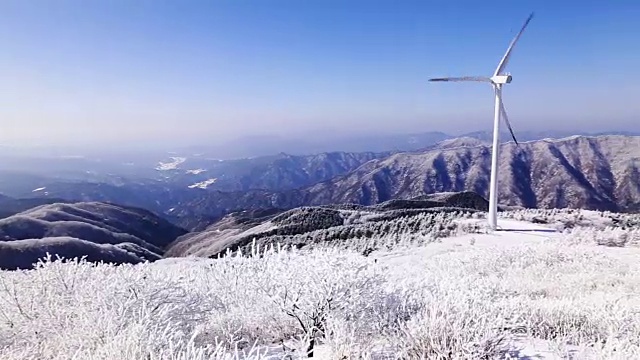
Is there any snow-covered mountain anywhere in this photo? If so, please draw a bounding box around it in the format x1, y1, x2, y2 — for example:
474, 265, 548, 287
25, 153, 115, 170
5, 135, 640, 233
165, 191, 489, 258
0, 202, 187, 269
153, 151, 385, 192
302, 135, 640, 212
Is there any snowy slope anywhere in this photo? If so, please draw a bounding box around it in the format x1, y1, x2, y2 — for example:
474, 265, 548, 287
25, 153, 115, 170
303, 135, 640, 211
2, 212, 639, 359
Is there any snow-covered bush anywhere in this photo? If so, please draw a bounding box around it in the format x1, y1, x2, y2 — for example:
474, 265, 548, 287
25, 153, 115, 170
392, 291, 509, 359
501, 208, 640, 232
0, 248, 418, 359
208, 209, 482, 258
2, 223, 640, 359
501, 209, 640, 248
559, 226, 640, 247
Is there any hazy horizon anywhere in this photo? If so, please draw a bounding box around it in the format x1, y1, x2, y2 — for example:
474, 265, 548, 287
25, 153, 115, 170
0, 1, 639, 148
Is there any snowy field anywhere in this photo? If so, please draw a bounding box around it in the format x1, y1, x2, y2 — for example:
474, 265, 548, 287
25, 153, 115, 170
156, 157, 187, 171
0, 210, 639, 359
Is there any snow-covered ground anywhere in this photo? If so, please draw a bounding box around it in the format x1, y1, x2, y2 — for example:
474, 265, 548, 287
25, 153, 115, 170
188, 178, 218, 189
0, 214, 639, 359
156, 156, 186, 171
372, 219, 573, 359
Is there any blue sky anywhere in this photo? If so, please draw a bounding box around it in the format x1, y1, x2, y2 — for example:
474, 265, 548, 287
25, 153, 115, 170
0, 0, 638, 147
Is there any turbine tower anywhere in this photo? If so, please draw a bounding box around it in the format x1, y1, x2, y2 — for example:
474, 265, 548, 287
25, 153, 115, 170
428, 12, 534, 230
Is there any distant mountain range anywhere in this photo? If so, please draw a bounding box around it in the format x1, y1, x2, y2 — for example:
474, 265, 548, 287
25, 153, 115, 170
155, 151, 385, 192
1, 133, 639, 268
172, 134, 640, 223
1, 134, 636, 233
0, 194, 68, 219
301, 135, 640, 212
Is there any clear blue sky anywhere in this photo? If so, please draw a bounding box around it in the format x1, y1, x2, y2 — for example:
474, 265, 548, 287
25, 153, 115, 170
0, 0, 638, 147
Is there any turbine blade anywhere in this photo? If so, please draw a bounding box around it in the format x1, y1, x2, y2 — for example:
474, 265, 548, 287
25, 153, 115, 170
493, 12, 534, 76
428, 76, 491, 82
500, 99, 519, 145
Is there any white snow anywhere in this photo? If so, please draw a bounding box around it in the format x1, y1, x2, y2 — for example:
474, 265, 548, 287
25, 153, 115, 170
376, 218, 558, 272
187, 178, 217, 189
155, 156, 186, 171
369, 218, 638, 359
2, 214, 639, 359
186, 169, 206, 175
379, 221, 561, 359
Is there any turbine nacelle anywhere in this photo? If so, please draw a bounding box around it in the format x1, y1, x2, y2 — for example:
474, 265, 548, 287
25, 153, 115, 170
491, 75, 512, 84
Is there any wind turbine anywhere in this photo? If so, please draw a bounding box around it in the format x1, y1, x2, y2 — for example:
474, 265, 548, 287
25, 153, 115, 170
428, 12, 534, 230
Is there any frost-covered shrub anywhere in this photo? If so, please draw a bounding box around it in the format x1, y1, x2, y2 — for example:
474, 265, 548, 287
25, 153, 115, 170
2, 224, 640, 359
501, 208, 640, 232
392, 291, 509, 359
0, 248, 418, 359
381, 242, 640, 359
226, 210, 481, 256
500, 209, 640, 248
559, 226, 640, 247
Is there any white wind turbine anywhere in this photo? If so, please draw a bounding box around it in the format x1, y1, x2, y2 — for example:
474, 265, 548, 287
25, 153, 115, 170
428, 12, 534, 230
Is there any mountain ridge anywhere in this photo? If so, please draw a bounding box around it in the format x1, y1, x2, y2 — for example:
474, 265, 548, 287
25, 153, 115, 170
0, 202, 188, 269
165, 191, 489, 258
5, 134, 639, 232
300, 135, 640, 212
